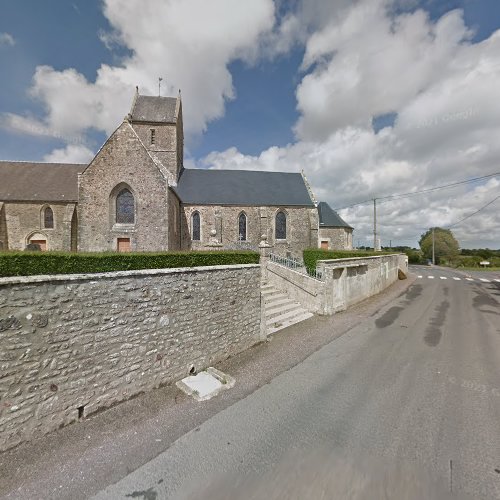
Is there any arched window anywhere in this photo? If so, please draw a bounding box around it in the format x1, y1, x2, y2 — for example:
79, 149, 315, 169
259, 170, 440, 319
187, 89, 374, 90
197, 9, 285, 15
43, 207, 54, 229
116, 188, 135, 224
238, 212, 247, 241
275, 211, 286, 239
192, 212, 200, 241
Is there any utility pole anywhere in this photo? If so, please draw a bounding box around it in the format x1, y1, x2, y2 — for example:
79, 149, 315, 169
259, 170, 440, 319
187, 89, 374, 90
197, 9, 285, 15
432, 227, 435, 265
373, 198, 377, 251
158, 77, 163, 97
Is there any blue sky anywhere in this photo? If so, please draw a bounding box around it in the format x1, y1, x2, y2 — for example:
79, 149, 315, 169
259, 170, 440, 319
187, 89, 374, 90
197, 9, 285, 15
1, 0, 499, 248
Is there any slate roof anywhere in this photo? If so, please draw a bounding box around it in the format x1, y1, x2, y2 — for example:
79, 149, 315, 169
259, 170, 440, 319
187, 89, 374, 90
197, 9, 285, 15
174, 169, 315, 206
318, 201, 353, 228
0, 161, 85, 202
130, 95, 177, 123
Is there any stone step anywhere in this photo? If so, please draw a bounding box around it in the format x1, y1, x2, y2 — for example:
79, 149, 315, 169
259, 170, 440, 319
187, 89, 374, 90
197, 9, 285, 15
261, 283, 315, 336
265, 300, 302, 318
267, 311, 314, 335
263, 295, 290, 308
267, 306, 311, 325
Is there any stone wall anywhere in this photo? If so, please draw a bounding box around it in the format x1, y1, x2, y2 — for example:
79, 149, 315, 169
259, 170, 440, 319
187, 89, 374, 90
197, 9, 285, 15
0, 201, 76, 251
181, 205, 318, 258
0, 264, 261, 452
318, 227, 353, 250
267, 261, 326, 314
78, 122, 171, 252
267, 254, 408, 315
317, 254, 408, 311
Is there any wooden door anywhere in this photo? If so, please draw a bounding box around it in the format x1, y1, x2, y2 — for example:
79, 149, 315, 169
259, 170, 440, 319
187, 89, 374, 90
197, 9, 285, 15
320, 240, 329, 250
30, 239, 47, 251
117, 238, 131, 252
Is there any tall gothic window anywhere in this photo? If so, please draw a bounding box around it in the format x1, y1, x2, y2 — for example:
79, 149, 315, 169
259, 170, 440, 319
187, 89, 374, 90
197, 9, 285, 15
192, 212, 200, 241
238, 212, 247, 241
275, 211, 286, 239
44, 207, 54, 229
116, 188, 135, 224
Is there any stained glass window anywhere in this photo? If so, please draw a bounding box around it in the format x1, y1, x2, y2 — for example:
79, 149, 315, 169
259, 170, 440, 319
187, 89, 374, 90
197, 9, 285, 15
192, 212, 200, 241
116, 189, 135, 224
238, 213, 247, 241
275, 211, 286, 239
44, 207, 54, 228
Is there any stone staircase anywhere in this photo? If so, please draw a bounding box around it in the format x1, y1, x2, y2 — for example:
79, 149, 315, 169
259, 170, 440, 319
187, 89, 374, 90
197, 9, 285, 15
261, 283, 314, 336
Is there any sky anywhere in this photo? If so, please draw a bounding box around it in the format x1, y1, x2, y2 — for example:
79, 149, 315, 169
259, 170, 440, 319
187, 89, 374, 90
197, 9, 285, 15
1, 0, 499, 249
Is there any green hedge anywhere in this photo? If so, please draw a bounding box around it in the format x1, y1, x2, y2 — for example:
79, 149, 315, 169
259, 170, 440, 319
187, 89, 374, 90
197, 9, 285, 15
0, 250, 260, 278
303, 249, 394, 273
454, 255, 500, 268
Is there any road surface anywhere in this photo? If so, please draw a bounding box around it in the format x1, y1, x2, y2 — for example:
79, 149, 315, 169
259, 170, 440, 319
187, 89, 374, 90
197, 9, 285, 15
93, 267, 500, 499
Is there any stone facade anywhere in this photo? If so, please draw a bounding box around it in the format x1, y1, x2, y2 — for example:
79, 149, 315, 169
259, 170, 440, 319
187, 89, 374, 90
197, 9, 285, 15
318, 227, 353, 250
181, 205, 319, 258
78, 122, 171, 252
0, 92, 352, 256
0, 203, 7, 250
0, 201, 77, 252
0, 264, 261, 452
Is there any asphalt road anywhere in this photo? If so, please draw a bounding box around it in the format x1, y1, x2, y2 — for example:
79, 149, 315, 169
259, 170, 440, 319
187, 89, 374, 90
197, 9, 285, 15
92, 267, 500, 499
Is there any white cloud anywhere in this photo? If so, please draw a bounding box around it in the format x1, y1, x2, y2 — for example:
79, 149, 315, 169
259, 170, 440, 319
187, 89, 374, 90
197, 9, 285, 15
197, 1, 500, 248
0, 33, 15, 47
8, 0, 500, 248
9, 0, 275, 143
43, 144, 95, 164
295, 5, 474, 141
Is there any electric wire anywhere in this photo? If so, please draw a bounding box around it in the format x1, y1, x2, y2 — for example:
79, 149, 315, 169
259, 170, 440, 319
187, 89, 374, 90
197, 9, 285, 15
333, 172, 500, 211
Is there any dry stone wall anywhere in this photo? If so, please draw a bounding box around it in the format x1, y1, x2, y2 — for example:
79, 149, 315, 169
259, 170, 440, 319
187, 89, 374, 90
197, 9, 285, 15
0, 264, 261, 451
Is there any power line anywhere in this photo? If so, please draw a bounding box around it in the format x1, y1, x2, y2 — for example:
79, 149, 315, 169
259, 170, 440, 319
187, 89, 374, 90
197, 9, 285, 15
355, 193, 499, 246
333, 171, 500, 211
446, 193, 500, 228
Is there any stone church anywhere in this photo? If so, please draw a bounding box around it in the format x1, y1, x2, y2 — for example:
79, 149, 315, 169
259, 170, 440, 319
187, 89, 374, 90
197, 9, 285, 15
0, 90, 353, 257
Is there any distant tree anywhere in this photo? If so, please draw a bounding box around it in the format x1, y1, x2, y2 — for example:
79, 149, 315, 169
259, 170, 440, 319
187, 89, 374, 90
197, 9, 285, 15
419, 227, 459, 264
461, 248, 498, 258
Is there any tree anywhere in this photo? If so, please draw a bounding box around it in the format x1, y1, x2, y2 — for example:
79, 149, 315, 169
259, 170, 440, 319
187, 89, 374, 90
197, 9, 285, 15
419, 227, 459, 264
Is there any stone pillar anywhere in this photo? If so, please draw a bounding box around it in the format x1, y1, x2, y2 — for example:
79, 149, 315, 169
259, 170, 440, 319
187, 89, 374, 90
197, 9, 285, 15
259, 207, 269, 243
259, 235, 273, 342
259, 235, 272, 283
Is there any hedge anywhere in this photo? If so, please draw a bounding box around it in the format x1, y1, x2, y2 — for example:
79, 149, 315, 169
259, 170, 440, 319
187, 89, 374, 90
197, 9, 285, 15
303, 248, 394, 273
0, 250, 260, 278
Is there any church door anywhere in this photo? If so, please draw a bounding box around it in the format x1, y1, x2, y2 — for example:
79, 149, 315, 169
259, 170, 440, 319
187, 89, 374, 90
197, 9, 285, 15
30, 239, 47, 251
117, 238, 131, 252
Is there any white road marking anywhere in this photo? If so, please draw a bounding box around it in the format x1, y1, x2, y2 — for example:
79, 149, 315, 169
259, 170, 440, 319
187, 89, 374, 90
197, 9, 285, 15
428, 276, 435, 279
453, 277, 461, 281
440, 277, 447, 280
479, 278, 490, 282
465, 278, 474, 281
494, 279, 500, 283
417, 275, 423, 278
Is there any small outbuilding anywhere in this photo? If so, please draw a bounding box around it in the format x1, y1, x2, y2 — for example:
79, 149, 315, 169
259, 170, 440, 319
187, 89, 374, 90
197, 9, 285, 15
317, 201, 353, 250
